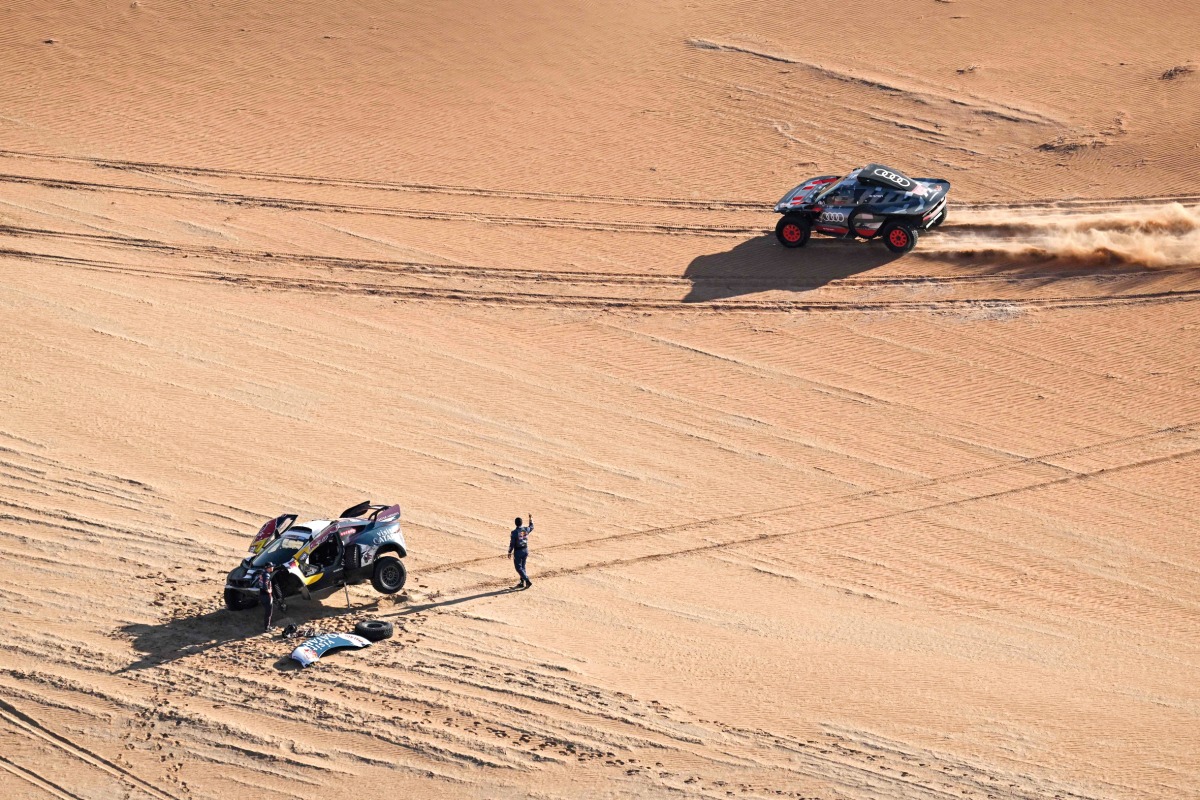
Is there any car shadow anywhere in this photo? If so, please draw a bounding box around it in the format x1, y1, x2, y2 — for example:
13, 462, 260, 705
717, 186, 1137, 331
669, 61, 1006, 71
269, 587, 520, 671
682, 235, 901, 303
115, 596, 377, 672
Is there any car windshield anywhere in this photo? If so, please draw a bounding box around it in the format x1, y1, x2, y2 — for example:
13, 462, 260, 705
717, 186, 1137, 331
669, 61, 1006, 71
251, 533, 308, 568
813, 174, 853, 203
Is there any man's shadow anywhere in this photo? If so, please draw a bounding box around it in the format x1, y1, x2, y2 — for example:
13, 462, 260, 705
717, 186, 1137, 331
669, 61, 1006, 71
391, 586, 519, 617
683, 235, 901, 303
116, 595, 377, 673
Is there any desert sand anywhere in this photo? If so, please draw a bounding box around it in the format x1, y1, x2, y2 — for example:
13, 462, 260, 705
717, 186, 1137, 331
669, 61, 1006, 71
2, 2, 1199, 798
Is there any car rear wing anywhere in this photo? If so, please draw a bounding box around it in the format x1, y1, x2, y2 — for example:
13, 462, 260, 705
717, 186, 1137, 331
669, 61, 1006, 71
339, 500, 372, 519
370, 504, 401, 523
338, 500, 402, 523
249, 514, 297, 555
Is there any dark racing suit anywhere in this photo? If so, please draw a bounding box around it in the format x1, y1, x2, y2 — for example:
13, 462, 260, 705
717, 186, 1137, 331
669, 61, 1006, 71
255, 569, 278, 631
508, 521, 533, 586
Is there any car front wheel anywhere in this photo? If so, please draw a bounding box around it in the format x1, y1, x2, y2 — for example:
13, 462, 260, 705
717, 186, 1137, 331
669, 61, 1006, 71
224, 587, 257, 611
371, 555, 407, 594
881, 222, 918, 254
775, 214, 810, 248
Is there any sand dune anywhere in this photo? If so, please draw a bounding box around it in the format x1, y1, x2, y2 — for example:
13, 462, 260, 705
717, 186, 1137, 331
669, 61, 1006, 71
1, 2, 1199, 799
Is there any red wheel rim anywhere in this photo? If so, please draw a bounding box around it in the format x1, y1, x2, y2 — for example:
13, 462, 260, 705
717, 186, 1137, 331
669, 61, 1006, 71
889, 228, 909, 247
782, 224, 802, 243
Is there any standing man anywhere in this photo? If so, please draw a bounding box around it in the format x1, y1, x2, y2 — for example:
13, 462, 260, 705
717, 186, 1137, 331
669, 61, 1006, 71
508, 513, 534, 589
255, 563, 278, 632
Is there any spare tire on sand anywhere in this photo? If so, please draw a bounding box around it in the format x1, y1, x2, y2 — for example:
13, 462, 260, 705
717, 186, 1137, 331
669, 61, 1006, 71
354, 619, 394, 642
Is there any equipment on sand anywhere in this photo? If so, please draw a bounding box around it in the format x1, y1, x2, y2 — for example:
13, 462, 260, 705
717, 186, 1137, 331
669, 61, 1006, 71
773, 164, 950, 254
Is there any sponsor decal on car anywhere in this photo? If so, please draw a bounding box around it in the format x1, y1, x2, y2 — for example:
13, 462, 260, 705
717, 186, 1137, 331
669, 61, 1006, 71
820, 210, 849, 223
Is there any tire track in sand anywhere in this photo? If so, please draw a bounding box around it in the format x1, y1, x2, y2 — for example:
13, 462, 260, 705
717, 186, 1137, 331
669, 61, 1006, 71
6, 147, 1199, 213
531, 441, 1200, 584
417, 425, 1200, 588
0, 148, 764, 211
1, 222, 1152, 292
0, 172, 759, 237
5, 247, 1199, 315
0, 696, 178, 800
0, 754, 88, 800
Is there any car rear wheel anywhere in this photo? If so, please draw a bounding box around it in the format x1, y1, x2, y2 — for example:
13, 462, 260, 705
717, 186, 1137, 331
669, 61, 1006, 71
881, 222, 918, 254
224, 587, 257, 611
775, 214, 810, 248
371, 555, 407, 594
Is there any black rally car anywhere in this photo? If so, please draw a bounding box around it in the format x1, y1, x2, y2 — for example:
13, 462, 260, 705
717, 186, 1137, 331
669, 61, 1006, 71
773, 164, 950, 253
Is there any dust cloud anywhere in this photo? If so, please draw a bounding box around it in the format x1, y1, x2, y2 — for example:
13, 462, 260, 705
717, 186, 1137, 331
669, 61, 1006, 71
936, 203, 1200, 268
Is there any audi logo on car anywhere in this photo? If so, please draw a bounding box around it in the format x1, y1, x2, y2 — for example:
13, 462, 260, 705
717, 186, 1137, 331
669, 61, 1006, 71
820, 211, 849, 223
873, 168, 911, 187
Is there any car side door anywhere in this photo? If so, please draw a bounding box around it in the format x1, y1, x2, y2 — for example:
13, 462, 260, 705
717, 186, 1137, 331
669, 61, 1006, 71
814, 181, 856, 233
320, 531, 347, 587
295, 522, 351, 590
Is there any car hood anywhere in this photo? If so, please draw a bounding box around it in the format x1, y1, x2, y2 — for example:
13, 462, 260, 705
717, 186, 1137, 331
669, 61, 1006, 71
291, 633, 372, 667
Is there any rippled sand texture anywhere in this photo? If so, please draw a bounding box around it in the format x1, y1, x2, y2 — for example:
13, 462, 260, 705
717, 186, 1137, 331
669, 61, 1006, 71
1, 2, 1199, 799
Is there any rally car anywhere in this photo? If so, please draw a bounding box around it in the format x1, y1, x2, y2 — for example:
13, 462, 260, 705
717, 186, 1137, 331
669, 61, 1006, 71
224, 501, 408, 611
773, 164, 949, 253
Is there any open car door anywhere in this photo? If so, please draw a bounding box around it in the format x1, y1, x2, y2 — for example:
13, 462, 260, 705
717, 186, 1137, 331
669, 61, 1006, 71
249, 513, 297, 555
292, 521, 346, 588
294, 521, 336, 565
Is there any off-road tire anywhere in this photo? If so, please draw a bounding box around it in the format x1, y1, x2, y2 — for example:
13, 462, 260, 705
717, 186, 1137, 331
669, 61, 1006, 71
371, 555, 407, 594
224, 587, 257, 611
775, 214, 811, 248
355, 620, 394, 642
881, 222, 918, 254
